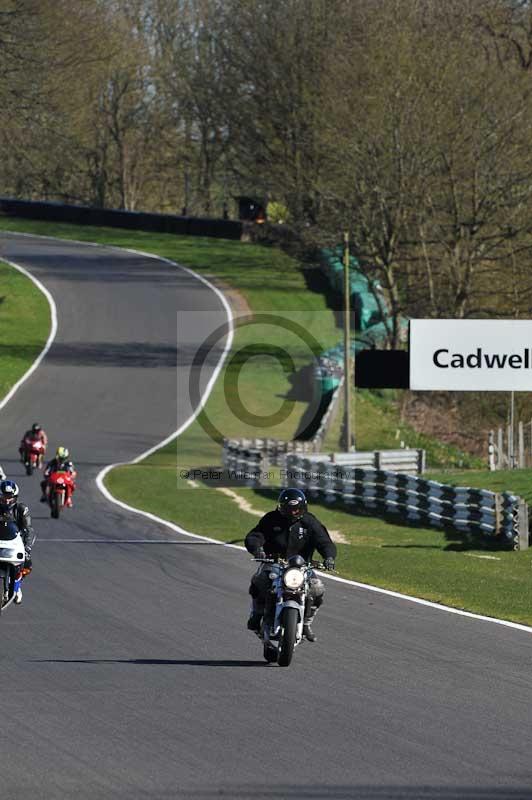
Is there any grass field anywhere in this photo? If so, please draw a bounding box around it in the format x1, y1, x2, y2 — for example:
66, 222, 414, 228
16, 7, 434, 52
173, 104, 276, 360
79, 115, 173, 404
2, 216, 532, 625
0, 260, 50, 400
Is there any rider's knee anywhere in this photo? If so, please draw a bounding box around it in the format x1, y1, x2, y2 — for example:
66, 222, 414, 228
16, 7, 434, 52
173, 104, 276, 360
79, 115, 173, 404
309, 577, 325, 606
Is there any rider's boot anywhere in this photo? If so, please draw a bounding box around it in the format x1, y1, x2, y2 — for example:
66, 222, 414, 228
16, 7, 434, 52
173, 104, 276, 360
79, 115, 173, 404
247, 599, 264, 632
247, 612, 262, 632
14, 588, 22, 604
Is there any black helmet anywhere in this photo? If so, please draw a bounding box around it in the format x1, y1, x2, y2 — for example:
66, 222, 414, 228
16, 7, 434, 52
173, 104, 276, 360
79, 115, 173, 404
0, 480, 19, 511
278, 488, 307, 520
32, 423, 41, 433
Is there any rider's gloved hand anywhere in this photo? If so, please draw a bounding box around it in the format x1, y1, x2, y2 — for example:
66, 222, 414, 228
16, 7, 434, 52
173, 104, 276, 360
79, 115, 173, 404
323, 557, 335, 571
254, 547, 266, 560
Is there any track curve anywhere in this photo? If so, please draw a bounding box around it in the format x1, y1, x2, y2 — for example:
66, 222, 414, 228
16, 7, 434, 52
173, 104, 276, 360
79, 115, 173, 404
0, 232, 532, 800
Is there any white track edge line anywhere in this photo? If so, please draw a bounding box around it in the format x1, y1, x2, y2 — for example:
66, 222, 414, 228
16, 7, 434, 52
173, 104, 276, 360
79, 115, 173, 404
3, 228, 532, 636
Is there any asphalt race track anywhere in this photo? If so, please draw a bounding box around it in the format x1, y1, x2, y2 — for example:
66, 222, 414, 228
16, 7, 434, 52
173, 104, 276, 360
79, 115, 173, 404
0, 231, 532, 800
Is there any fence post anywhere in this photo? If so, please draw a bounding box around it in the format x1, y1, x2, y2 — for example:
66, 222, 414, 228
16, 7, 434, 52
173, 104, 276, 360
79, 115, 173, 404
517, 499, 529, 550
519, 421, 525, 469
488, 431, 495, 472
498, 427, 503, 469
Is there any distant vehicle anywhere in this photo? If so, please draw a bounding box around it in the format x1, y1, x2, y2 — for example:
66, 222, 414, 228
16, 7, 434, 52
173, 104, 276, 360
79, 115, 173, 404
21, 435, 45, 475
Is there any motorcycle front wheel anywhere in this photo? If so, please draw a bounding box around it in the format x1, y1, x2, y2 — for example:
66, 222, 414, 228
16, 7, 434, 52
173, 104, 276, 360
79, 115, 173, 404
263, 642, 277, 663
51, 494, 60, 519
277, 607, 298, 667
26, 462, 33, 476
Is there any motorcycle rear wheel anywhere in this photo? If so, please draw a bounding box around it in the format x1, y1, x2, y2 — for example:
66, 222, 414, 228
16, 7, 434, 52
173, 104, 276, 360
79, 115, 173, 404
278, 607, 298, 667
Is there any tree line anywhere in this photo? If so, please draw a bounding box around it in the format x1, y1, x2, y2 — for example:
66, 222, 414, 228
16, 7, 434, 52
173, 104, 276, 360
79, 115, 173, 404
3, 0, 532, 334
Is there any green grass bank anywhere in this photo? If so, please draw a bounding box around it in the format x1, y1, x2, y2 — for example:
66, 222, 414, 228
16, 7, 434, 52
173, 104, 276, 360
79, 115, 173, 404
0, 259, 50, 400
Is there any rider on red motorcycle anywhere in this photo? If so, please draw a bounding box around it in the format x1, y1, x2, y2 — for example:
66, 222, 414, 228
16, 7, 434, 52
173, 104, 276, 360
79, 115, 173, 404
41, 447, 77, 507
19, 423, 48, 462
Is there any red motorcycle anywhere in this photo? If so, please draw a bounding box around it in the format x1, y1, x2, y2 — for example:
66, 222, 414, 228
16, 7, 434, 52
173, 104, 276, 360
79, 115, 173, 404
46, 470, 76, 519
21, 436, 45, 476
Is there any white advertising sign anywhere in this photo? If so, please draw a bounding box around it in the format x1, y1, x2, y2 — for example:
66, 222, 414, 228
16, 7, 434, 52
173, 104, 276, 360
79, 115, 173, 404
410, 319, 532, 391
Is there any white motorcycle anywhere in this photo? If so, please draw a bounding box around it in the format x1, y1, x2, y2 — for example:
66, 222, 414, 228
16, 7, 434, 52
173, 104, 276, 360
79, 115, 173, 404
0, 517, 27, 612
253, 555, 324, 667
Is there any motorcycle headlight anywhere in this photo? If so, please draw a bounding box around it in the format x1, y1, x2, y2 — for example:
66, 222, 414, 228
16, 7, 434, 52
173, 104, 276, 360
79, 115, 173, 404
283, 568, 304, 590
0, 548, 16, 559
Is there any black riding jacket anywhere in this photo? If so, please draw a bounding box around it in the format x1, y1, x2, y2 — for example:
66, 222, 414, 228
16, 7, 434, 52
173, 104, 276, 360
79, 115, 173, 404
245, 510, 337, 562
44, 458, 75, 478
3, 502, 33, 548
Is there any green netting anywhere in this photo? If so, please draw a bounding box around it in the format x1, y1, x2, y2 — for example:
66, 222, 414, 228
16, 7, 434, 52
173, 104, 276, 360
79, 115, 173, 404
316, 247, 408, 395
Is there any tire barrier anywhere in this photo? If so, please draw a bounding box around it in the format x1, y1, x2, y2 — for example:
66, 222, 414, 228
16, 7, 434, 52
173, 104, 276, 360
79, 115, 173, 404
222, 443, 268, 488
283, 453, 529, 550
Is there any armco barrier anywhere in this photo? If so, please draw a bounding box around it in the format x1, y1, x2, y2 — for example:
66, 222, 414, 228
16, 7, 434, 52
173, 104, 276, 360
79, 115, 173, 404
0, 197, 243, 240
283, 453, 529, 550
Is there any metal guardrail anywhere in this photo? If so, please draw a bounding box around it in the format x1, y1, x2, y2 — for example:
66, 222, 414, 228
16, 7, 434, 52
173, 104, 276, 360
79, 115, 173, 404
322, 449, 425, 473
283, 453, 528, 550
312, 378, 343, 450
222, 440, 424, 473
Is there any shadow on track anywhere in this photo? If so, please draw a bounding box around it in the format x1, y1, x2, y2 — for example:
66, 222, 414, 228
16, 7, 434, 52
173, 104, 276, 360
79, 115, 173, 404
30, 658, 269, 667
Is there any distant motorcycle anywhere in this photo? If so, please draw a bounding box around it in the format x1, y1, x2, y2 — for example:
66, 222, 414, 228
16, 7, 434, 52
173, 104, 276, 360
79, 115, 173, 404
252, 555, 325, 667
46, 470, 75, 519
21, 436, 45, 475
0, 517, 27, 613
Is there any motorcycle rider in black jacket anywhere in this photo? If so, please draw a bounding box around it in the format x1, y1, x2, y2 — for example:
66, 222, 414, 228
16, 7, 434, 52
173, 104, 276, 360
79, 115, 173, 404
245, 488, 336, 642
0, 480, 34, 567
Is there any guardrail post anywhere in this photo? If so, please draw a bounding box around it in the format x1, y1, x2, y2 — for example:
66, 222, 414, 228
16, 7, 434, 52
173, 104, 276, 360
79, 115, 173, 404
518, 499, 529, 551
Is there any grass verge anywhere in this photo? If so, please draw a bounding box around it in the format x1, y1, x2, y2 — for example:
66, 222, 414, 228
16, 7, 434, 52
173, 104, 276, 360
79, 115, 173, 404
0, 260, 50, 400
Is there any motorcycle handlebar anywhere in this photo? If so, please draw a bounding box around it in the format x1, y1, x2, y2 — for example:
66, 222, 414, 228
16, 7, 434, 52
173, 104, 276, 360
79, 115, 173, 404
251, 557, 336, 572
